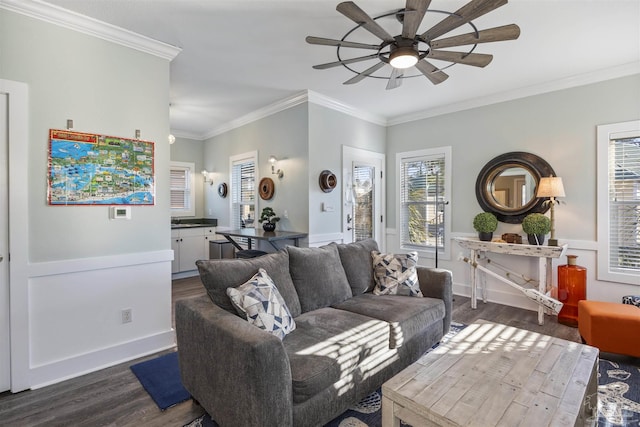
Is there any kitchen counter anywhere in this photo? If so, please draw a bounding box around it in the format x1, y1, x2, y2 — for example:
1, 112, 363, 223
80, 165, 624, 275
171, 218, 218, 229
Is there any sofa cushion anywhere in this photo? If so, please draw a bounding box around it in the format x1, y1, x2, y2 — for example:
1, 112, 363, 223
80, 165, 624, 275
283, 307, 389, 403
336, 239, 379, 295
196, 250, 302, 317
287, 244, 353, 313
332, 293, 445, 349
372, 251, 422, 297
226, 268, 296, 340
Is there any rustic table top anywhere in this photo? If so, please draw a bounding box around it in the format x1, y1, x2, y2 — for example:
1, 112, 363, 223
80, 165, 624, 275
382, 321, 599, 427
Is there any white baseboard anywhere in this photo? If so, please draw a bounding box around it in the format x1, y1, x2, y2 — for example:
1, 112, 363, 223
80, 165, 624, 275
30, 330, 175, 389
453, 281, 539, 312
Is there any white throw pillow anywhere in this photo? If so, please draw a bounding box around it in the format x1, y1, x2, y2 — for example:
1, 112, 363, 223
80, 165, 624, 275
371, 251, 422, 297
226, 268, 296, 340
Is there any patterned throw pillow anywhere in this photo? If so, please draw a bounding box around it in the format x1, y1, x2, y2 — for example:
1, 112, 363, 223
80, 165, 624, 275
371, 251, 423, 297
226, 268, 296, 340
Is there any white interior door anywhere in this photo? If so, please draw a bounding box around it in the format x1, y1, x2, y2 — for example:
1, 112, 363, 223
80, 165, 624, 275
342, 146, 385, 248
0, 93, 10, 392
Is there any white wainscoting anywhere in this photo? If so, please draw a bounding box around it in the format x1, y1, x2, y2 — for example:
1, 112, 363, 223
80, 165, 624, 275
26, 250, 175, 389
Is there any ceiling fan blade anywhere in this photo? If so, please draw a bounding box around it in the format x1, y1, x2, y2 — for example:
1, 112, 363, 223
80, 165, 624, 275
430, 24, 520, 49
428, 50, 493, 67
306, 36, 381, 50
414, 59, 449, 85
344, 61, 386, 84
421, 0, 508, 41
402, 0, 432, 39
336, 1, 395, 43
386, 67, 404, 90
312, 53, 379, 70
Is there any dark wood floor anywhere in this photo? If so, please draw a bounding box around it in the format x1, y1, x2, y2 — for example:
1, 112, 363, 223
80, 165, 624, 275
0, 276, 631, 426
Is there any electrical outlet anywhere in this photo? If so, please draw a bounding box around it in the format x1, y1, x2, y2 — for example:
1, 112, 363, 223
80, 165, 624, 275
121, 308, 133, 324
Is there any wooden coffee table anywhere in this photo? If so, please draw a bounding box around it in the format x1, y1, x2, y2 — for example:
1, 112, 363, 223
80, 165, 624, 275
382, 321, 599, 427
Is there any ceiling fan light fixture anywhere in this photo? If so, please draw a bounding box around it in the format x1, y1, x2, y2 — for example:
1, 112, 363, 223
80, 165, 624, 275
389, 46, 418, 69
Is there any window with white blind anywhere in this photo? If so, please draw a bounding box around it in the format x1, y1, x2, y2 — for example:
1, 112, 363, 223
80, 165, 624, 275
597, 120, 640, 285
397, 147, 452, 262
230, 152, 257, 235
170, 161, 195, 217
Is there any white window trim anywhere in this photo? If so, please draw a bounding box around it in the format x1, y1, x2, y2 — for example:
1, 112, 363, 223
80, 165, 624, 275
396, 146, 452, 262
170, 161, 195, 217
596, 120, 640, 285
229, 151, 258, 230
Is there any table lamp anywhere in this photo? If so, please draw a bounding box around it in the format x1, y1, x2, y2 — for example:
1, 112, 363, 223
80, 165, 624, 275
536, 175, 565, 246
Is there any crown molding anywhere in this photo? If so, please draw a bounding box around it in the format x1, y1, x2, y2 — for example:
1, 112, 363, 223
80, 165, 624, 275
169, 129, 207, 141
203, 90, 386, 140
203, 91, 309, 139
0, 0, 181, 61
307, 90, 387, 126
388, 62, 640, 127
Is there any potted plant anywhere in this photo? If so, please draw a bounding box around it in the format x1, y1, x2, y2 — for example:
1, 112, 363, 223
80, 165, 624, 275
258, 206, 280, 232
522, 213, 551, 245
473, 212, 498, 241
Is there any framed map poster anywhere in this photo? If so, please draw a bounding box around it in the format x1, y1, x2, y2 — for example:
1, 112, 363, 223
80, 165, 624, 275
48, 129, 155, 205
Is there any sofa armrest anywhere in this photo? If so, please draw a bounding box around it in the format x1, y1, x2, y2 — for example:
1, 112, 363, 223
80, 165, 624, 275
176, 295, 293, 427
417, 267, 453, 335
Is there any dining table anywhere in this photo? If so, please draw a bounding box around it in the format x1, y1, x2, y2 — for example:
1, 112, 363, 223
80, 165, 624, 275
216, 228, 308, 251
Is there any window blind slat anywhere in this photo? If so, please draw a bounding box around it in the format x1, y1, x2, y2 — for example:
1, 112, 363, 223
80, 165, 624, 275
608, 137, 640, 272
231, 157, 256, 239
400, 154, 446, 249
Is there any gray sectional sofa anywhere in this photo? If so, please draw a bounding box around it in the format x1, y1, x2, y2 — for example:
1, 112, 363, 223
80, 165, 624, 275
175, 239, 452, 427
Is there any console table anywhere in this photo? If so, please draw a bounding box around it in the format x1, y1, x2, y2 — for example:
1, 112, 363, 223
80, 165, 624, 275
454, 237, 567, 325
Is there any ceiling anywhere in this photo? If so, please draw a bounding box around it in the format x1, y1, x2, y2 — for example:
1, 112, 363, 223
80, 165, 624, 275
40, 0, 640, 140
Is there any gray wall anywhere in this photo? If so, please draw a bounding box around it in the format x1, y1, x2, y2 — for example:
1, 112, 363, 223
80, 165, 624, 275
386, 74, 640, 239
203, 103, 310, 235
1, 9, 173, 388
2, 12, 171, 262
386, 74, 640, 306
308, 103, 386, 239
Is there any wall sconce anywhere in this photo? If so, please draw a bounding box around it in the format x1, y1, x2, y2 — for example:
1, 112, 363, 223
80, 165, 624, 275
202, 170, 214, 186
269, 155, 284, 178
168, 134, 176, 145
536, 175, 566, 246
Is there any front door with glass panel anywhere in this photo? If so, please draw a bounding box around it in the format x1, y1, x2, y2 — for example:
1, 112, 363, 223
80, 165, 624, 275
342, 146, 385, 247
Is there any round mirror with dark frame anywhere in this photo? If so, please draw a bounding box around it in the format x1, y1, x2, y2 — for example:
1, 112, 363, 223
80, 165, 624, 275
475, 152, 556, 223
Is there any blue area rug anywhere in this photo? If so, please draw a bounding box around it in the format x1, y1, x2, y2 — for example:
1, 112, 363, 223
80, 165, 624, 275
130, 352, 190, 410
598, 359, 640, 426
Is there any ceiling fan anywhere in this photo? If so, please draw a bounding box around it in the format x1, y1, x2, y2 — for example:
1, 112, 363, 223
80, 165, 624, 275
306, 0, 520, 90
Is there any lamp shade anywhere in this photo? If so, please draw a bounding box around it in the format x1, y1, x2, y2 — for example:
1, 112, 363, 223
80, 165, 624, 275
536, 176, 565, 198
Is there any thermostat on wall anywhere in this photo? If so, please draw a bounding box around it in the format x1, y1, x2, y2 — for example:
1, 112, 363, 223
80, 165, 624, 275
110, 206, 131, 220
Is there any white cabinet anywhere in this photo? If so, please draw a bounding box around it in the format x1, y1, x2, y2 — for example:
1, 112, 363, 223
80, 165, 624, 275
172, 226, 217, 273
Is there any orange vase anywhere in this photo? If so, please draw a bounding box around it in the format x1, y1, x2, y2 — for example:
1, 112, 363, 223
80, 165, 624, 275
557, 255, 587, 327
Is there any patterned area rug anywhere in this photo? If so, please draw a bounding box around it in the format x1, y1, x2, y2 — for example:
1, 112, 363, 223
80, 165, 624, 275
184, 324, 640, 427
598, 359, 640, 426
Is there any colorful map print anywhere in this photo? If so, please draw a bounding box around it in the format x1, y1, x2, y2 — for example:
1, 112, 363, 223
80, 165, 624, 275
48, 129, 155, 205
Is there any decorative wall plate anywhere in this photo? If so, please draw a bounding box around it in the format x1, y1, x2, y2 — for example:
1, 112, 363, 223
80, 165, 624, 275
259, 177, 275, 200
217, 182, 228, 198
319, 170, 337, 193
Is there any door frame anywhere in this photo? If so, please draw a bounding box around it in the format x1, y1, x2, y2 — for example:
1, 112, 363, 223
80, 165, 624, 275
1, 79, 30, 392
342, 146, 385, 250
